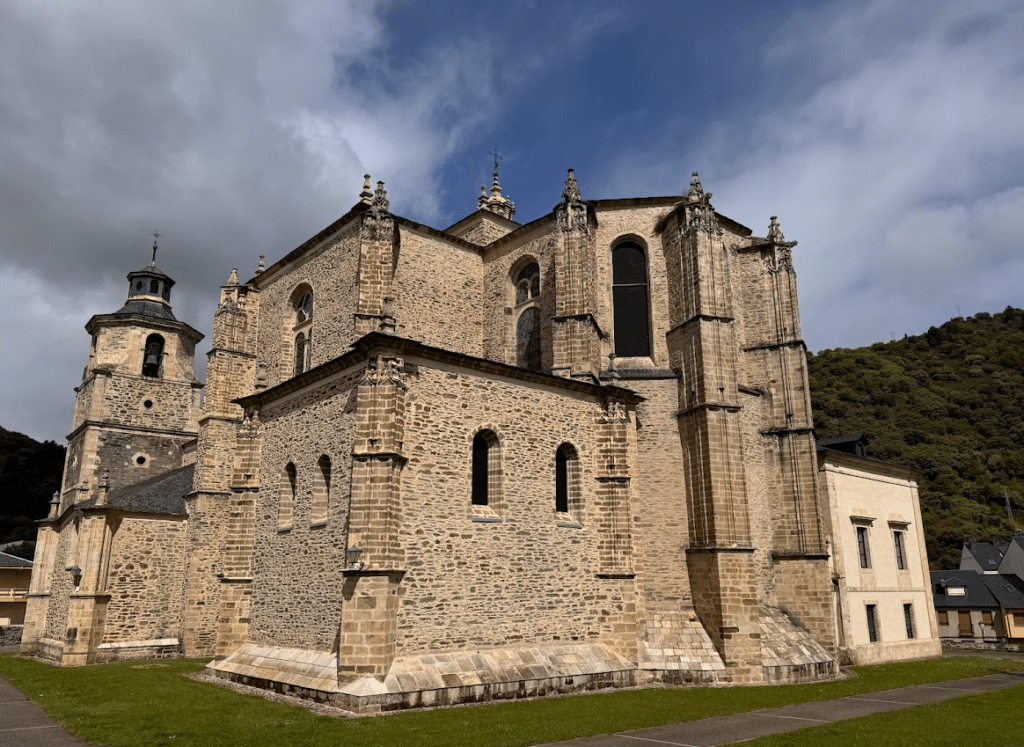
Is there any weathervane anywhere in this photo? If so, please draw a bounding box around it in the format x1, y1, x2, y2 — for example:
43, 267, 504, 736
151, 231, 160, 263
491, 147, 502, 172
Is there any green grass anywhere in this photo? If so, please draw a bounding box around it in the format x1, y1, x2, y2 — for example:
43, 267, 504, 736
741, 683, 1024, 746
0, 655, 1022, 747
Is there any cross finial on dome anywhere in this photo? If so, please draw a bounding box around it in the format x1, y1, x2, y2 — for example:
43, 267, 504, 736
151, 230, 160, 263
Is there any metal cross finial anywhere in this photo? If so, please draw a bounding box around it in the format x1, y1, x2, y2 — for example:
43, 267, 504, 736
151, 231, 160, 262
491, 147, 502, 171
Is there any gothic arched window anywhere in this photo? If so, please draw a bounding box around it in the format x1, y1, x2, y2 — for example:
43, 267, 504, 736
291, 287, 313, 376
142, 334, 165, 378
515, 263, 540, 304
612, 243, 651, 357
516, 307, 542, 371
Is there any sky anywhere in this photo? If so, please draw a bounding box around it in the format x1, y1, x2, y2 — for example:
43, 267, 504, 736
1, 0, 1022, 444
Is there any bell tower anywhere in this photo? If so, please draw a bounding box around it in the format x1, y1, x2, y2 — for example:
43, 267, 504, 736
59, 238, 204, 512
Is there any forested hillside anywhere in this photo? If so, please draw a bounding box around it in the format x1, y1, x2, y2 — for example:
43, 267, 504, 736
0, 426, 65, 547
808, 307, 1024, 570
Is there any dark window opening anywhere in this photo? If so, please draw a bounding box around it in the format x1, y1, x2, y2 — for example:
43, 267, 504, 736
142, 334, 165, 378
515, 262, 540, 304
866, 604, 878, 642
294, 332, 308, 376
150, 279, 159, 294
516, 307, 542, 371
555, 448, 569, 513
904, 603, 915, 639
894, 530, 906, 570
612, 243, 651, 357
472, 433, 490, 506
857, 526, 871, 569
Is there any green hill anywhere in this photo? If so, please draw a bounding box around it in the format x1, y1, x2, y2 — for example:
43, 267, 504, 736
0, 426, 66, 546
808, 307, 1024, 570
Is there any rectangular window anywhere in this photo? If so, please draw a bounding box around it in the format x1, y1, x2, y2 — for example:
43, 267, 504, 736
904, 603, 915, 639
857, 526, 871, 569
938, 610, 948, 625
893, 531, 906, 570
866, 604, 879, 642
1015, 612, 1024, 626
982, 611, 993, 626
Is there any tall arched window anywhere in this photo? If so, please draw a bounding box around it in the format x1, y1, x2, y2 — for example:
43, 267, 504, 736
513, 261, 542, 371
311, 455, 330, 526
471, 430, 501, 508
142, 334, 165, 378
291, 287, 313, 376
555, 443, 581, 519
612, 243, 651, 357
278, 462, 296, 530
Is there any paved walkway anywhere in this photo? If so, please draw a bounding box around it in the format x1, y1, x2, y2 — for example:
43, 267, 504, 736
0, 671, 90, 747
535, 672, 1024, 747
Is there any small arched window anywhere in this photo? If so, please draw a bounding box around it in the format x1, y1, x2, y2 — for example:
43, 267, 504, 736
142, 334, 165, 378
555, 443, 581, 518
278, 462, 297, 530
471, 430, 501, 508
312, 455, 330, 526
612, 243, 651, 357
291, 287, 313, 377
150, 279, 159, 294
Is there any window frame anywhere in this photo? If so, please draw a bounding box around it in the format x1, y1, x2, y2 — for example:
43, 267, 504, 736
893, 529, 906, 570
611, 241, 652, 358
857, 525, 871, 569
904, 603, 915, 639
866, 604, 879, 643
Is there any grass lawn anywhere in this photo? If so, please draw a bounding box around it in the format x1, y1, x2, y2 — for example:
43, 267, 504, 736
741, 683, 1024, 746
0, 655, 1021, 747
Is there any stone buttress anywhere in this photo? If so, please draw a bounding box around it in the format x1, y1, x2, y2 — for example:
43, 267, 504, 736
551, 170, 603, 382
190, 269, 260, 657
662, 175, 762, 682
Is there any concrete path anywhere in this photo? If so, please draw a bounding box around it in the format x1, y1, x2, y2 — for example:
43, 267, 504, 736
535, 672, 1024, 747
0, 670, 90, 747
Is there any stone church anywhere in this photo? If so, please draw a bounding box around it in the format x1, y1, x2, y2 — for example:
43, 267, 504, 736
22, 168, 842, 712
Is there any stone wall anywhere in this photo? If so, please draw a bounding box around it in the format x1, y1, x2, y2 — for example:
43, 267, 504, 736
102, 516, 187, 644
246, 370, 362, 651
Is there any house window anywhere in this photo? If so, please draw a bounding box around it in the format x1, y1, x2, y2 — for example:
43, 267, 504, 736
291, 287, 313, 376
612, 242, 651, 357
1014, 612, 1024, 626
278, 462, 296, 530
471, 431, 500, 507
142, 334, 165, 378
904, 603, 915, 639
311, 455, 330, 526
866, 604, 879, 643
982, 611, 993, 626
938, 610, 949, 625
893, 530, 906, 570
857, 526, 871, 569
555, 443, 581, 518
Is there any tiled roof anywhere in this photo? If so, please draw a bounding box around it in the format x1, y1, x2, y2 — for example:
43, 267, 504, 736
80, 464, 192, 515
931, 570, 998, 609
0, 551, 33, 568
964, 541, 1007, 570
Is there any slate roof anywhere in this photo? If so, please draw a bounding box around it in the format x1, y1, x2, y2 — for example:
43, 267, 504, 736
816, 433, 868, 457
982, 574, 1024, 610
931, 570, 998, 609
963, 541, 1009, 571
79, 464, 192, 515
111, 299, 179, 321
0, 551, 33, 568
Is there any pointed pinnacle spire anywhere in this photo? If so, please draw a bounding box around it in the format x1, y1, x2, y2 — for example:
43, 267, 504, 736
686, 172, 704, 199
227, 267, 239, 285
562, 168, 581, 203
255, 254, 266, 275
359, 174, 373, 204
768, 216, 785, 243
372, 181, 389, 212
